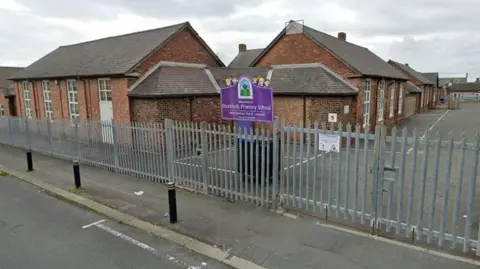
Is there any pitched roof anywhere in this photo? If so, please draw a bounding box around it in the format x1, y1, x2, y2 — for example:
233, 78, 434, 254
268, 63, 357, 95
405, 81, 422, 93
128, 62, 358, 97
422, 72, 439, 87
228, 49, 263, 68
447, 82, 480, 92
249, 21, 407, 80
12, 22, 224, 80
128, 62, 219, 97
388, 60, 434, 85
0, 66, 23, 89
210, 67, 269, 88
439, 77, 468, 86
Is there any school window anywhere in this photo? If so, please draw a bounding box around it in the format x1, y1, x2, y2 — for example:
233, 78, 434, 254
398, 83, 404, 114
363, 79, 371, 127
22, 81, 32, 118
67, 79, 79, 120
98, 78, 112, 101
377, 80, 385, 121
0, 104, 4, 116
389, 82, 395, 118
42, 80, 53, 120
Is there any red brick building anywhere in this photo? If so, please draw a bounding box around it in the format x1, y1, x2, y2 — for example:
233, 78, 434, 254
234, 20, 408, 132
128, 62, 358, 129
9, 22, 224, 123
0, 66, 23, 116
388, 61, 436, 112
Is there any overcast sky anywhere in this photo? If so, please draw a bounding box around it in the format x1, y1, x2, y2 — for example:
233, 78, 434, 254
1, 0, 478, 80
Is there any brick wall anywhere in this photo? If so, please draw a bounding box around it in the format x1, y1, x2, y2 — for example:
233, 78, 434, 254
134, 27, 222, 74
254, 33, 358, 78
13, 27, 223, 124
0, 93, 8, 116
251, 32, 408, 133
13, 78, 130, 122
130, 96, 225, 125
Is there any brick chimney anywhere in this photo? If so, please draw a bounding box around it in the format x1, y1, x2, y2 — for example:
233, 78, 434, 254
238, 43, 247, 53
476, 77, 479, 83
337, 32, 346, 41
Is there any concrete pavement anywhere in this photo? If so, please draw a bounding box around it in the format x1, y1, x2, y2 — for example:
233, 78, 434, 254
0, 175, 230, 269
0, 145, 478, 269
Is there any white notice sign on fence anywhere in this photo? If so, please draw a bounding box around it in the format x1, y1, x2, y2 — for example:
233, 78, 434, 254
318, 133, 340, 153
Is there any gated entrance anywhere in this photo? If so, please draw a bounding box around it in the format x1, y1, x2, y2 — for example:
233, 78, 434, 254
0, 110, 479, 256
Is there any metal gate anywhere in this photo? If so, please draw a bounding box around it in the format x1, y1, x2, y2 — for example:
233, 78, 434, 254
279, 121, 480, 255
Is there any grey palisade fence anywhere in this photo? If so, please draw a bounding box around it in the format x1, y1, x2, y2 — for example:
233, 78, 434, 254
0, 115, 479, 255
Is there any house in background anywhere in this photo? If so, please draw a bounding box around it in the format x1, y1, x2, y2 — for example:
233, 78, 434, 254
447, 78, 480, 101
0, 66, 23, 116
128, 62, 358, 129
439, 73, 468, 87
228, 44, 263, 68
245, 20, 408, 132
9, 21, 224, 125
388, 61, 435, 112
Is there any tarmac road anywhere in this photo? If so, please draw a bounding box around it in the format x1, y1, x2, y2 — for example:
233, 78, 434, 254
0, 175, 230, 269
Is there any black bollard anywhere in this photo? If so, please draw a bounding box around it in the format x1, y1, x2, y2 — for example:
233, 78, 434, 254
167, 181, 177, 224
26, 150, 33, 172
73, 160, 81, 188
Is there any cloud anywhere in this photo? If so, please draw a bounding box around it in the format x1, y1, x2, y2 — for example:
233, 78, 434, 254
1, 0, 479, 80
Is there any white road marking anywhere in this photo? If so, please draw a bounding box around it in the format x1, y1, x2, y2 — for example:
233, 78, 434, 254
283, 153, 323, 171
95, 223, 158, 253
82, 219, 105, 229
406, 110, 449, 154
83, 221, 207, 268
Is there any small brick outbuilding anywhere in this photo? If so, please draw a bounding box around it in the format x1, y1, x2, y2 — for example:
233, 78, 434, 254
128, 62, 358, 128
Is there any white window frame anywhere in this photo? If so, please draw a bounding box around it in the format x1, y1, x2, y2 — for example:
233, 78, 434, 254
0, 104, 4, 116
377, 80, 385, 121
42, 80, 53, 120
98, 78, 112, 102
389, 82, 395, 118
398, 83, 404, 114
22, 81, 32, 118
363, 79, 371, 128
67, 79, 79, 120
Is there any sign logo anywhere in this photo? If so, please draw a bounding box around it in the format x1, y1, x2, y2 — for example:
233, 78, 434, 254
238, 77, 253, 99
220, 76, 273, 122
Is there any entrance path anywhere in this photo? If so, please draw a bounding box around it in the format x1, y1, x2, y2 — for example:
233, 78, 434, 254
0, 144, 478, 269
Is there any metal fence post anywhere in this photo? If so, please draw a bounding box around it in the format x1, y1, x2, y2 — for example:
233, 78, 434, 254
74, 120, 80, 159
25, 117, 31, 151
7, 116, 13, 146
200, 122, 209, 194
272, 117, 280, 206
164, 119, 175, 183
371, 124, 382, 229
46, 118, 53, 155
111, 121, 120, 170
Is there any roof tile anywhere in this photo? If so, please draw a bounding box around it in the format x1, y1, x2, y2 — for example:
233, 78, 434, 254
12, 22, 189, 79
228, 49, 263, 68
388, 60, 434, 85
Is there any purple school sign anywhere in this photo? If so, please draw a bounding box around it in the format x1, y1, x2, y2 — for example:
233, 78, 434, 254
220, 76, 273, 122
